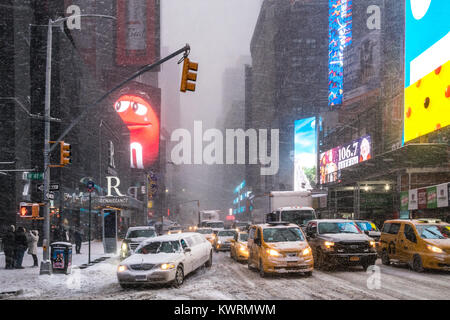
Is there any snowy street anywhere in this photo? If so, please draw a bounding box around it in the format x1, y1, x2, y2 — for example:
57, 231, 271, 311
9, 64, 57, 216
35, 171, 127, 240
1, 243, 449, 300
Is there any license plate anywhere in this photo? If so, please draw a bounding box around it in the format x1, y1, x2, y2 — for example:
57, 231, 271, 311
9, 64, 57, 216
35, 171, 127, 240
350, 256, 360, 262
286, 258, 299, 262
135, 275, 147, 281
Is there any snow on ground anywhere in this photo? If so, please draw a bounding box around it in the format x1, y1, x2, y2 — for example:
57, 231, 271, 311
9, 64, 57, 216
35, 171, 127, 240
1, 247, 449, 300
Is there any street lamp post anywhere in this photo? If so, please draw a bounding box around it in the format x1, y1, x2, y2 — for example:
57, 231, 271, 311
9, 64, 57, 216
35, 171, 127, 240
40, 14, 116, 275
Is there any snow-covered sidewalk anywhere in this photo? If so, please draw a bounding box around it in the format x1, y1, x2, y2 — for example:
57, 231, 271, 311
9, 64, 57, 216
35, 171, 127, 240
0, 240, 121, 299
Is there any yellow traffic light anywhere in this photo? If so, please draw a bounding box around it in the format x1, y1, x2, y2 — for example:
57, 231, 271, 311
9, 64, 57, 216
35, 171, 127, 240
180, 57, 198, 92
60, 141, 72, 166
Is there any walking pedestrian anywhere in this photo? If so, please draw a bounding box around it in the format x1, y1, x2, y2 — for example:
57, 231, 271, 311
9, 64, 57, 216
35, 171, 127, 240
3, 225, 15, 269
14, 227, 28, 269
27, 229, 39, 267
74, 227, 83, 254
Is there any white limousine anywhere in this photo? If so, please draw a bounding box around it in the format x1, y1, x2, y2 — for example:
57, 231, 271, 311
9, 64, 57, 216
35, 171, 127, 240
117, 232, 213, 288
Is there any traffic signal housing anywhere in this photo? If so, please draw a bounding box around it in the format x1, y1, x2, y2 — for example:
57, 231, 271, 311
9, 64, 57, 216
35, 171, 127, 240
19, 203, 39, 218
180, 58, 198, 92
60, 141, 72, 166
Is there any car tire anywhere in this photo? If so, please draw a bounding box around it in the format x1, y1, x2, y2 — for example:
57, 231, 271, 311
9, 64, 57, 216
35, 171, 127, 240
412, 254, 424, 273
303, 271, 313, 277
205, 251, 213, 268
381, 250, 390, 266
173, 265, 184, 288
259, 260, 266, 278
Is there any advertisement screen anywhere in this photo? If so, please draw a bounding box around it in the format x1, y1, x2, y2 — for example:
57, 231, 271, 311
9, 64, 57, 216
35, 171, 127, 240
319, 135, 371, 184
328, 0, 353, 106
114, 88, 160, 170
404, 0, 450, 143
294, 117, 317, 190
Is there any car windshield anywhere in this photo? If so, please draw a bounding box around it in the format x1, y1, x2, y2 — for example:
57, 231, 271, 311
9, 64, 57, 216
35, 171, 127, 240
236, 222, 249, 227
263, 227, 304, 242
135, 241, 182, 254
280, 210, 315, 226
218, 231, 236, 237
239, 233, 249, 241
126, 229, 156, 239
318, 222, 361, 234
197, 229, 213, 234
169, 226, 181, 230
415, 225, 450, 239
207, 222, 224, 229
356, 221, 379, 232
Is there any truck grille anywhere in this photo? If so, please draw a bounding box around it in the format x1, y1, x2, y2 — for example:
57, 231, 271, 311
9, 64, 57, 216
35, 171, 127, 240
129, 263, 155, 271
334, 242, 369, 253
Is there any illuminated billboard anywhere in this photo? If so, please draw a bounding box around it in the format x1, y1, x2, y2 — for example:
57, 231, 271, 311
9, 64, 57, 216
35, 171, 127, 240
319, 135, 371, 184
404, 0, 450, 143
114, 93, 160, 169
328, 0, 353, 106
294, 117, 317, 191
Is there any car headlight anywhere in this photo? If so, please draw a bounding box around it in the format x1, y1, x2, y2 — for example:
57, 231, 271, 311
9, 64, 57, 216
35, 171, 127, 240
217, 240, 222, 244
160, 263, 176, 270
239, 245, 249, 253
369, 241, 376, 248
121, 242, 128, 251
266, 248, 282, 257
117, 265, 127, 272
324, 241, 335, 249
427, 245, 443, 253
302, 247, 312, 256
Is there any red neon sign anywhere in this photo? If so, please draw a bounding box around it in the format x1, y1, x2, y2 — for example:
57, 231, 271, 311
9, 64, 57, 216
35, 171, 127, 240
114, 94, 160, 169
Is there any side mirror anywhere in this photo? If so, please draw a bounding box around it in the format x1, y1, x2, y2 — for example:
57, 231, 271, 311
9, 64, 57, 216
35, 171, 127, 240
364, 230, 370, 235
184, 247, 191, 253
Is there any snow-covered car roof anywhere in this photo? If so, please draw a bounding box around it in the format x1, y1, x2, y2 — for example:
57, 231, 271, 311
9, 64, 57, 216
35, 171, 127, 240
276, 206, 314, 211
127, 226, 155, 231
139, 232, 198, 245
257, 223, 301, 229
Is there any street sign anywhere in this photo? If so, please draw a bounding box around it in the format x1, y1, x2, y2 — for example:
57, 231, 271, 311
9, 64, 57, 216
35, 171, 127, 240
37, 183, 59, 192
27, 172, 43, 180
46, 192, 55, 200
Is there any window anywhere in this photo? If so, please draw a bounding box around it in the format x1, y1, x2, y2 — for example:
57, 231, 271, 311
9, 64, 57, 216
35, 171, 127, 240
180, 239, 188, 249
135, 241, 182, 254
248, 227, 256, 239
404, 224, 417, 243
382, 223, 400, 234
318, 222, 361, 234
263, 227, 304, 242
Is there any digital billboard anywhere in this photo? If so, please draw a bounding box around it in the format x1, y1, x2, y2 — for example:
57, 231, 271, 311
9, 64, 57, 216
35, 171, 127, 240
113, 84, 161, 170
319, 135, 371, 184
294, 117, 317, 191
328, 0, 353, 106
404, 0, 450, 143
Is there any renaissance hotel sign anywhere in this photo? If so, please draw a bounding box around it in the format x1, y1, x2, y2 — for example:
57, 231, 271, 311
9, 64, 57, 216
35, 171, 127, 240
319, 135, 371, 184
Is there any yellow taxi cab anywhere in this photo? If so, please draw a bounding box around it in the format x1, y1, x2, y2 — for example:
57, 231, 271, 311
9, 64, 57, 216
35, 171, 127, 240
247, 222, 313, 277
195, 227, 216, 244
380, 219, 450, 272
230, 232, 249, 262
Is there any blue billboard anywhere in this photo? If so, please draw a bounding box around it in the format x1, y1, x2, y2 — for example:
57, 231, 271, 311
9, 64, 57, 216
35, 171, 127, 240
294, 117, 318, 190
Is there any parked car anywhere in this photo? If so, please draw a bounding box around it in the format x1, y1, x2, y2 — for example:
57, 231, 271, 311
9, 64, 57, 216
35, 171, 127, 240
120, 226, 157, 260
213, 229, 237, 251
196, 228, 215, 244
379, 219, 450, 272
117, 233, 213, 288
247, 222, 313, 277
305, 219, 377, 271
230, 232, 249, 262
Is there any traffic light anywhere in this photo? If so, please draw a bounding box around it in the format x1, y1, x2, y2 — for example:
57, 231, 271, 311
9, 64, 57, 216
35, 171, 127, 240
60, 141, 72, 166
19, 204, 32, 217
180, 57, 198, 92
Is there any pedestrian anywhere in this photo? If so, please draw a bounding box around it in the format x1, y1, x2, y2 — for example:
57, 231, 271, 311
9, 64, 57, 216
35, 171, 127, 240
3, 225, 16, 269
27, 229, 39, 267
74, 227, 82, 254
14, 226, 28, 269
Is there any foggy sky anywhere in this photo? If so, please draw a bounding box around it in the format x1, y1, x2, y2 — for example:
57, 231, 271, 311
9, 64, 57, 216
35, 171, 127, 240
160, 0, 263, 211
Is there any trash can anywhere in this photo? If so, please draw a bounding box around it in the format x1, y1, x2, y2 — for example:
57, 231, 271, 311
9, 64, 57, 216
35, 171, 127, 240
50, 242, 73, 274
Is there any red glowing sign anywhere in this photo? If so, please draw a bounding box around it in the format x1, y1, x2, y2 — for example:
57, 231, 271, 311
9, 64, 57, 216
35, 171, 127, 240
114, 94, 160, 169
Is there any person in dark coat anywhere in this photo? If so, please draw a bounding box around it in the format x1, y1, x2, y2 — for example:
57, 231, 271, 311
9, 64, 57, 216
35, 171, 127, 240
74, 227, 83, 254
3, 225, 16, 269
14, 227, 28, 269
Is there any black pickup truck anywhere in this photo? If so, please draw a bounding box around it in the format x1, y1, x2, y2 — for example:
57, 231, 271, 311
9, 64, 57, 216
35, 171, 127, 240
305, 219, 377, 270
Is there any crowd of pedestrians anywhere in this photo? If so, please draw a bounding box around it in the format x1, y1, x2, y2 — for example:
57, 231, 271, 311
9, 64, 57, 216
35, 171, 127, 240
2, 225, 40, 269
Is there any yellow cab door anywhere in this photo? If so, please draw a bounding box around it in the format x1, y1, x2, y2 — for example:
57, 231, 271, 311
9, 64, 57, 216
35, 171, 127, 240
382, 222, 402, 259
248, 226, 258, 265
399, 223, 418, 263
